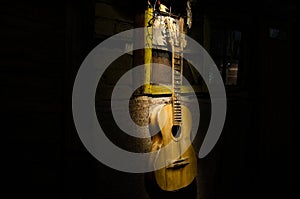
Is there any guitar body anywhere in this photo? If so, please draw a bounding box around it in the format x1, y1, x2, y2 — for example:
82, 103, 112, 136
153, 104, 197, 191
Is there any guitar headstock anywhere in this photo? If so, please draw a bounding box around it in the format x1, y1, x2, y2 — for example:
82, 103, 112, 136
164, 17, 175, 46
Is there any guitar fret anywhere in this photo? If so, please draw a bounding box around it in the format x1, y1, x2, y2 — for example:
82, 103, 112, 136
174, 110, 181, 112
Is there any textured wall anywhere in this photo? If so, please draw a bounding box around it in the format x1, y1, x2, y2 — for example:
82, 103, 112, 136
1, 0, 298, 199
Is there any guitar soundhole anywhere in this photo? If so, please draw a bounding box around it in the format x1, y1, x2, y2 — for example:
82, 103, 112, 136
171, 125, 181, 138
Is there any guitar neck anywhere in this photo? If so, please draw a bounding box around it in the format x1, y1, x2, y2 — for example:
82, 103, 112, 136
171, 45, 183, 126
165, 17, 184, 126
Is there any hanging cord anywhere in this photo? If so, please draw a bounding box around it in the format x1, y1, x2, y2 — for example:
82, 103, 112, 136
153, 0, 158, 11
147, 0, 162, 27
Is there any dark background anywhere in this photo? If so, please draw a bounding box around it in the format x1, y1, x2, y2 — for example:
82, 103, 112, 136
1, 0, 299, 198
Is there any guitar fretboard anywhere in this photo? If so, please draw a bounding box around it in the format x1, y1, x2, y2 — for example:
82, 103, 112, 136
172, 49, 183, 126
164, 17, 184, 126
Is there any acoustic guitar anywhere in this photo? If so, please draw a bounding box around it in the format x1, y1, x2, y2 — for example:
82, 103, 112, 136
151, 17, 197, 191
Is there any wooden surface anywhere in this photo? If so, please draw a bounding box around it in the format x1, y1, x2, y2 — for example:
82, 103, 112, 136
151, 104, 197, 191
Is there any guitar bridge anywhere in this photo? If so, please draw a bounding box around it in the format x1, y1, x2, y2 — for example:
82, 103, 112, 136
166, 157, 190, 169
